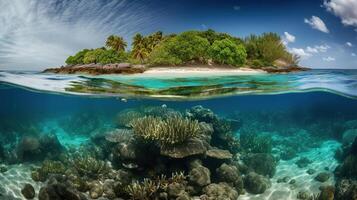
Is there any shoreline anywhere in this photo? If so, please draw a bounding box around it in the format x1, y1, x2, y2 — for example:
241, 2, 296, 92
43, 64, 308, 76
130, 66, 266, 77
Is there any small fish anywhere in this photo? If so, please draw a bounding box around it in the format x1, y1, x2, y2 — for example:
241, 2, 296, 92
121, 98, 127, 102
122, 162, 138, 169
161, 104, 167, 108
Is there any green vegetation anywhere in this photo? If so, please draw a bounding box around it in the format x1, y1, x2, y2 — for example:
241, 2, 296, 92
208, 38, 247, 66
65, 29, 299, 68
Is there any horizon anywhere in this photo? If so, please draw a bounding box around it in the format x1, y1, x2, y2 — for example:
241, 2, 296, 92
0, 0, 356, 70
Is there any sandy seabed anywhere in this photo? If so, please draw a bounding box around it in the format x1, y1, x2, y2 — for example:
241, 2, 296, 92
239, 140, 339, 200
0, 164, 43, 200
0, 140, 339, 200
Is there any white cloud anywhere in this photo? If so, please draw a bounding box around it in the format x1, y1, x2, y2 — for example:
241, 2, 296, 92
352, 53, 356, 57
290, 48, 312, 58
346, 42, 353, 47
306, 46, 319, 53
0, 0, 156, 70
283, 32, 296, 45
304, 16, 330, 33
323, 56, 336, 62
324, 0, 357, 27
306, 45, 330, 53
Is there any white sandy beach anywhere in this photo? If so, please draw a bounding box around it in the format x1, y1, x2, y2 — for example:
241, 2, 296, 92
137, 67, 266, 77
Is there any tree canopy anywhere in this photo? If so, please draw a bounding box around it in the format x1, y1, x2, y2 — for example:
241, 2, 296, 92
65, 30, 299, 68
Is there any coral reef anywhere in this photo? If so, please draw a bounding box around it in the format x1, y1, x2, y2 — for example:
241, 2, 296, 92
131, 115, 202, 146
3, 104, 349, 200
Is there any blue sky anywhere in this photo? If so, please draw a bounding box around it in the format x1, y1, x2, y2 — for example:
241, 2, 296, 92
0, 0, 356, 69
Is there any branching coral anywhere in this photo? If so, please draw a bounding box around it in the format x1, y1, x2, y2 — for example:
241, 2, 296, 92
126, 179, 158, 200
71, 155, 109, 178
125, 172, 187, 200
130, 115, 201, 145
31, 160, 66, 182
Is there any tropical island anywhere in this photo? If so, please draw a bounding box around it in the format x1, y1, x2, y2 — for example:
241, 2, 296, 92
44, 29, 308, 75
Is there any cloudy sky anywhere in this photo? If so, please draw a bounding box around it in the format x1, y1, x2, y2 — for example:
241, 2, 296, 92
0, 0, 356, 70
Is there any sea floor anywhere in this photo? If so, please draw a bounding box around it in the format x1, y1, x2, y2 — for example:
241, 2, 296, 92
239, 140, 340, 200
0, 164, 43, 200
0, 133, 340, 200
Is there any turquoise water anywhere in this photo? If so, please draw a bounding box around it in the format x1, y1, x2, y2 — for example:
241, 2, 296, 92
0, 70, 357, 200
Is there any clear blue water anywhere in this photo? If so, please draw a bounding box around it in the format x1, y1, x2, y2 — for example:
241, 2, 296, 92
0, 70, 357, 200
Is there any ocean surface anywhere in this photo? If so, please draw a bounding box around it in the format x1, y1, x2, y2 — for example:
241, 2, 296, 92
0, 69, 356, 200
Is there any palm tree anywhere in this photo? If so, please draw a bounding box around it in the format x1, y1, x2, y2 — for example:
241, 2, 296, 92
106, 35, 127, 52
132, 33, 145, 49
146, 31, 163, 51
131, 33, 149, 62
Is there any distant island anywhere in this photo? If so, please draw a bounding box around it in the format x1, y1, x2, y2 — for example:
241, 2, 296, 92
44, 29, 308, 75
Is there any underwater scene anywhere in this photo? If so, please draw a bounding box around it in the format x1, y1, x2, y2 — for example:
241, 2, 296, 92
0, 70, 357, 200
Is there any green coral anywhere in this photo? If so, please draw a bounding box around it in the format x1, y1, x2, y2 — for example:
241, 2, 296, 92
131, 115, 202, 145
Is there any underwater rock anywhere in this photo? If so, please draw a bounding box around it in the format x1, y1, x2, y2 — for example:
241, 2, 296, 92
167, 182, 185, 197
160, 138, 209, 158
315, 172, 331, 182
16, 136, 40, 161
102, 179, 116, 199
104, 129, 134, 143
205, 148, 232, 160
21, 183, 35, 199
280, 147, 297, 160
38, 183, 82, 200
189, 163, 211, 187
318, 185, 335, 200
176, 192, 191, 200
297, 190, 311, 199
352, 137, 357, 155
216, 163, 243, 193
307, 169, 316, 175
116, 141, 137, 160
244, 172, 271, 194
202, 182, 239, 200
0, 164, 7, 173
335, 179, 357, 200
39, 133, 64, 158
335, 154, 357, 178
89, 183, 104, 199
243, 153, 277, 177
185, 105, 217, 124
342, 129, 357, 145
295, 157, 312, 168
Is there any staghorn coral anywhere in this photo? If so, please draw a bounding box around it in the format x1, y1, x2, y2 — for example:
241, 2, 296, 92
126, 179, 158, 200
31, 160, 66, 182
71, 155, 109, 178
131, 115, 202, 145
125, 172, 187, 200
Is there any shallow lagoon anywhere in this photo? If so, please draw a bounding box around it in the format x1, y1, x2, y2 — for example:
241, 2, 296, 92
0, 70, 357, 200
